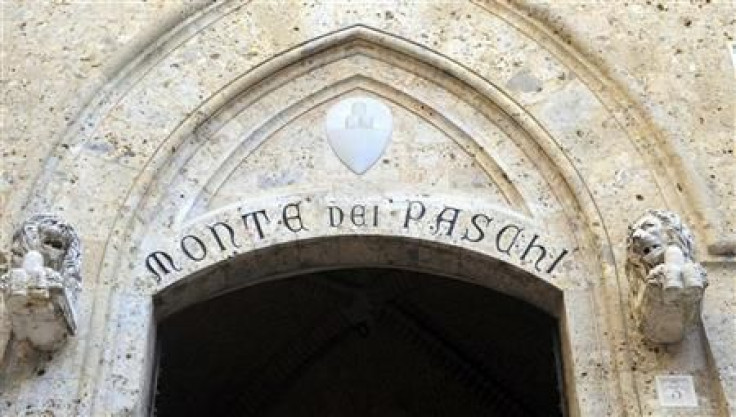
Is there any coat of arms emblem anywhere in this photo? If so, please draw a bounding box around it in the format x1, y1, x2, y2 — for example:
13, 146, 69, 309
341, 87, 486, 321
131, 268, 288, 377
325, 97, 393, 174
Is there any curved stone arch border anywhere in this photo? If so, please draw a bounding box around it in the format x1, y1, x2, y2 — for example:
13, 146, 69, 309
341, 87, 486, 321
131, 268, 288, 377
103, 187, 612, 417
4, 1, 726, 416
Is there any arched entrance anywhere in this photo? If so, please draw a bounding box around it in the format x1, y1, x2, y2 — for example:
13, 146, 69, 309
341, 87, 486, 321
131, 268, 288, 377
29, 3, 652, 413
154, 267, 564, 417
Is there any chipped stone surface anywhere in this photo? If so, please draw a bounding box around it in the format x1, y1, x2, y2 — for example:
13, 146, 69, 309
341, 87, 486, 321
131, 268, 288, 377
0, 1, 734, 416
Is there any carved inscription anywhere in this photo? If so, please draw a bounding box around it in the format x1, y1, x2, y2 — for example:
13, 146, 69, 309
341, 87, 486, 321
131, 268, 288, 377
145, 199, 570, 282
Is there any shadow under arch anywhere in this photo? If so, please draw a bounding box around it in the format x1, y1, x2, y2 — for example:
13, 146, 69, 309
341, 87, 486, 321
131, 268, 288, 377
152, 235, 566, 417
154, 235, 563, 321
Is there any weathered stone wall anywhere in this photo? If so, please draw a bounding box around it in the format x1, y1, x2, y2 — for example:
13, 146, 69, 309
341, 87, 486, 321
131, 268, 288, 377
1, 1, 734, 416
1, 0, 209, 248
3, 1, 732, 252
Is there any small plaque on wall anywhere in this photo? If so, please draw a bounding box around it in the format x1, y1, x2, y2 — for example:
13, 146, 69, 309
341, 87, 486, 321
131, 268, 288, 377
656, 375, 698, 407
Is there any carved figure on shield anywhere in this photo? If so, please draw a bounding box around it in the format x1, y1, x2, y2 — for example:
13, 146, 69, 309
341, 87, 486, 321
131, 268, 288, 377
626, 209, 707, 344
0, 214, 82, 351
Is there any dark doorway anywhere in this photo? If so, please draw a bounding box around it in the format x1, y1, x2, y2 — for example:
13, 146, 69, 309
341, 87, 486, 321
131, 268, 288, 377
154, 268, 564, 417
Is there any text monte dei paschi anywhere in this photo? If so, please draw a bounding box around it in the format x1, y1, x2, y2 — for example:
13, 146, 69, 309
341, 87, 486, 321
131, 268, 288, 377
144, 199, 570, 282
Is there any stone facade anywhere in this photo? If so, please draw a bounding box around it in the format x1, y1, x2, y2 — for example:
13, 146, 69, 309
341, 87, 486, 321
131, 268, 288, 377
0, 1, 734, 416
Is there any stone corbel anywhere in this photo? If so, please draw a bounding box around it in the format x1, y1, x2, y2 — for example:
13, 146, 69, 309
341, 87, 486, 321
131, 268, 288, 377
0, 214, 82, 352
626, 209, 708, 344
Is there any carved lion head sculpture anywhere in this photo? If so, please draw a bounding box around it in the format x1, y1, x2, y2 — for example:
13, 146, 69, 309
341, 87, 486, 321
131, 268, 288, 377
10, 214, 81, 282
626, 209, 695, 274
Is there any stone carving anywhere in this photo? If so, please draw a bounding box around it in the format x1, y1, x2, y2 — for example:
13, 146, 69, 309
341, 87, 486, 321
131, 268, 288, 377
626, 209, 708, 344
325, 96, 393, 174
0, 214, 82, 351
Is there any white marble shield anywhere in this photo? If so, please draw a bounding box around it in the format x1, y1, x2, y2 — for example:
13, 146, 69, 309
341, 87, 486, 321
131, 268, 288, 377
325, 97, 393, 174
